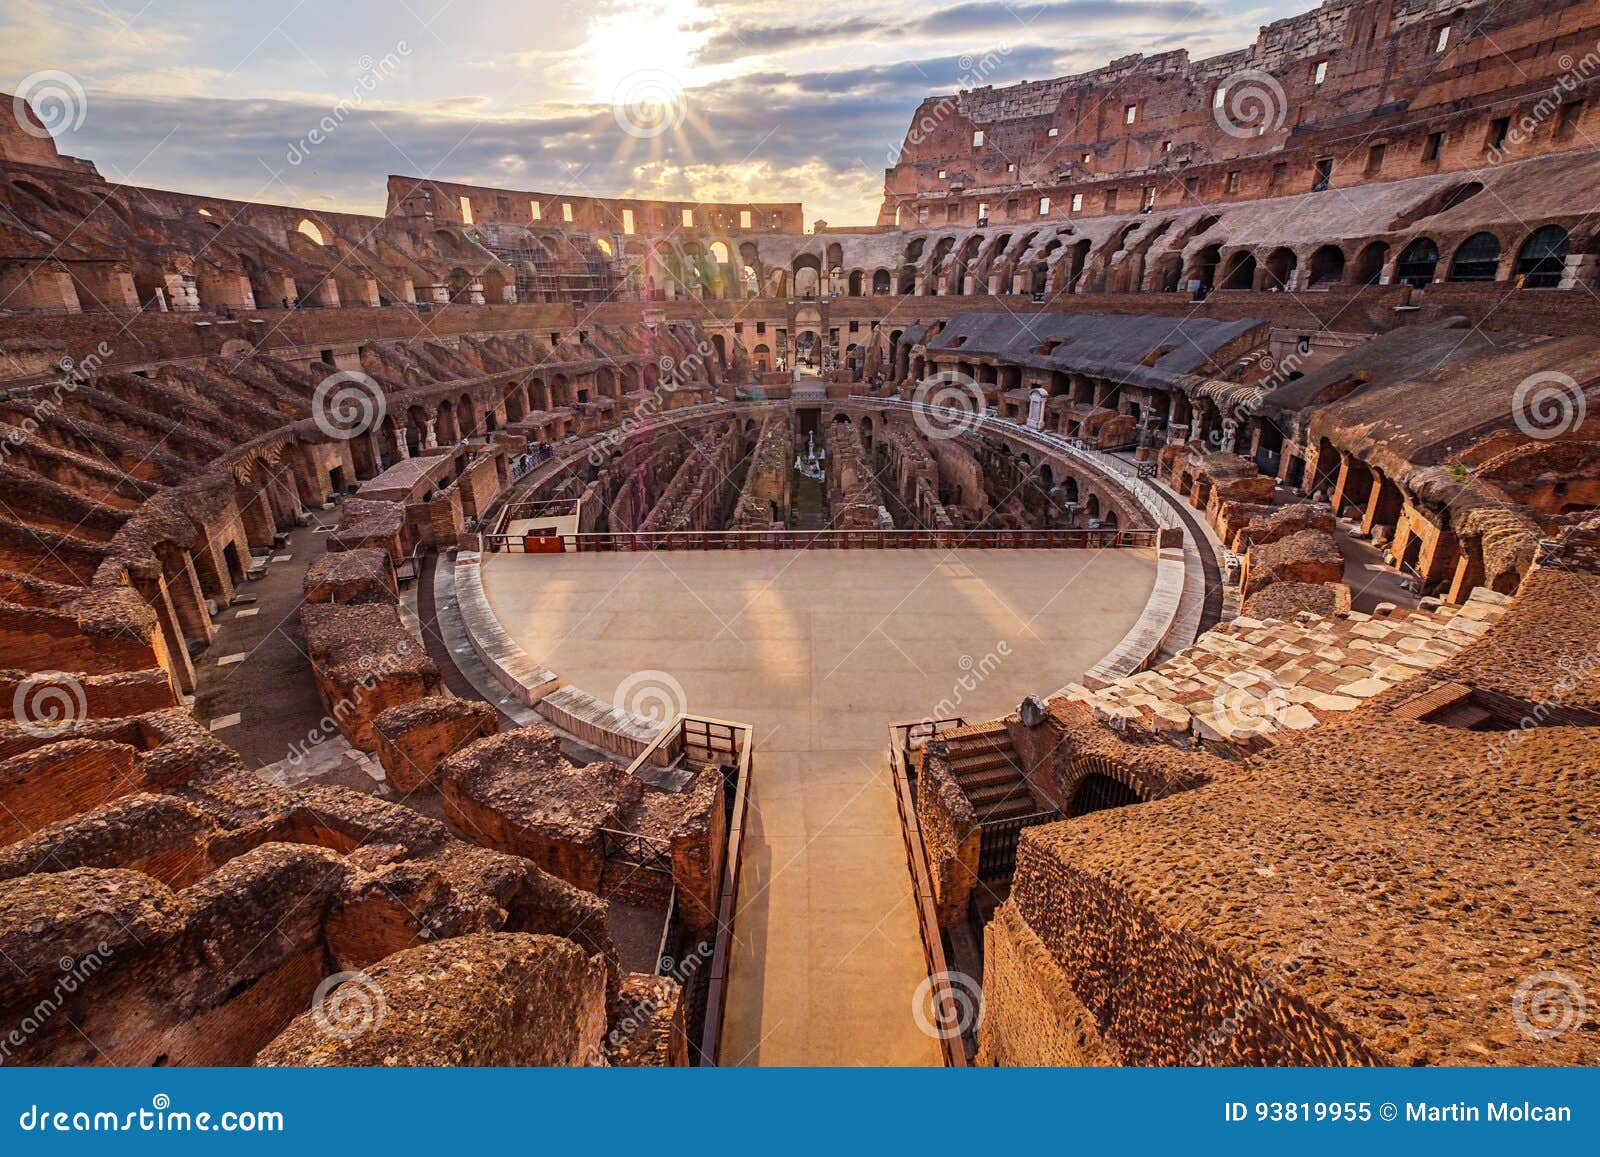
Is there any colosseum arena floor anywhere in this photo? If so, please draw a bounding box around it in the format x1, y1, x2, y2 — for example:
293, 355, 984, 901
481, 547, 1157, 1064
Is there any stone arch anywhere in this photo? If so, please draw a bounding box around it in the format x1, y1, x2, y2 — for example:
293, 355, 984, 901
1354, 241, 1388, 285
1263, 247, 1297, 290
1307, 244, 1346, 287
294, 218, 327, 247
791, 252, 822, 298
1187, 243, 1222, 291
1062, 238, 1092, 293
436, 397, 458, 444
1219, 249, 1257, 290
1395, 237, 1440, 287
1447, 232, 1502, 282
1153, 253, 1184, 292
1516, 225, 1570, 288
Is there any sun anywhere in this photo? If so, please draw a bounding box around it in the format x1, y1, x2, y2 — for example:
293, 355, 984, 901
581, 0, 707, 104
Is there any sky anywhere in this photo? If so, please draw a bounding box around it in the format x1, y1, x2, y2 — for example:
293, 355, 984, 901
2, 0, 1308, 228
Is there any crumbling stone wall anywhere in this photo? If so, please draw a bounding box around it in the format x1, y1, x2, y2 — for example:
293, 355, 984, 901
255, 933, 609, 1067
914, 740, 979, 927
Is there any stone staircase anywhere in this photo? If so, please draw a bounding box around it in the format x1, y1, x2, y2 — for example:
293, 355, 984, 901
942, 721, 1039, 822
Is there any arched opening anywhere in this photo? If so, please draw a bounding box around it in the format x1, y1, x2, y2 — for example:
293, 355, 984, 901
1448, 232, 1501, 282
710, 240, 730, 265
1154, 253, 1184, 292
1263, 247, 1297, 290
1220, 250, 1257, 290
295, 218, 326, 246
1067, 773, 1143, 818
1354, 241, 1388, 285
1189, 243, 1222, 291
1395, 238, 1440, 287
1516, 226, 1570, 288
1307, 245, 1346, 287
872, 268, 892, 295
1064, 239, 1091, 292
848, 270, 864, 296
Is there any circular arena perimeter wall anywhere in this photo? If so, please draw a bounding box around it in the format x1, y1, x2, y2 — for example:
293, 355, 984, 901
451, 399, 1195, 760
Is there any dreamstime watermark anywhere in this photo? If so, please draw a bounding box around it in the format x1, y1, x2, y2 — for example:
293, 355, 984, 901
612, 69, 687, 140
1512, 971, 1588, 1042
12, 71, 87, 140
286, 44, 411, 165
284, 643, 415, 766
311, 370, 387, 440
1487, 42, 1600, 164
4, 344, 114, 461
1209, 341, 1309, 453
912, 970, 983, 1041
590, 938, 714, 1063
911, 369, 987, 441
1210, 670, 1294, 737
886, 47, 1013, 167
310, 969, 387, 1040
585, 346, 707, 466
926, 642, 1012, 721
0, 944, 112, 1061
1213, 69, 1288, 139
17, 1095, 283, 1134
613, 669, 688, 727
1484, 643, 1600, 766
1512, 370, 1587, 441
1187, 941, 1311, 1063
12, 671, 87, 739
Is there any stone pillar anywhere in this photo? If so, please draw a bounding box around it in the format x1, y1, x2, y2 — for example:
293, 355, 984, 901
424, 420, 438, 450
395, 427, 411, 461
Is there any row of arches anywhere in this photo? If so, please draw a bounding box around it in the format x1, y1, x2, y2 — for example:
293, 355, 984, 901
1165, 225, 1573, 294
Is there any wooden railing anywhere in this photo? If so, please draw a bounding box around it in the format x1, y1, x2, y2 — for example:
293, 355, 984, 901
483, 526, 1158, 553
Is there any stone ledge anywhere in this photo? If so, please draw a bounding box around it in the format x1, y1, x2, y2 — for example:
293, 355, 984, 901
452, 551, 560, 705
1078, 543, 1187, 690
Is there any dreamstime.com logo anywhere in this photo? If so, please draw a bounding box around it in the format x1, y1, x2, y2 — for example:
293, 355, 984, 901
613, 669, 688, 726
1512, 971, 1588, 1042
911, 370, 987, 441
1512, 371, 1587, 441
311, 970, 387, 1040
912, 970, 983, 1041
1210, 671, 1294, 737
12, 671, 87, 738
1213, 69, 1288, 139
312, 370, 387, 441
13, 71, 87, 139
612, 69, 687, 139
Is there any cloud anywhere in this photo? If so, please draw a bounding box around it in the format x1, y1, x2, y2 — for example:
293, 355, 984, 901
53, 40, 1061, 226
695, 0, 1215, 64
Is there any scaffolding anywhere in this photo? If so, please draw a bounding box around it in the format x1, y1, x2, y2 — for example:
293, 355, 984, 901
478, 224, 623, 303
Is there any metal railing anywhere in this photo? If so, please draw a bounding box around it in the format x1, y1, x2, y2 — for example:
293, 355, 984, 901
977, 809, 1061, 881
483, 525, 1158, 553
871, 397, 1179, 532
597, 827, 674, 875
